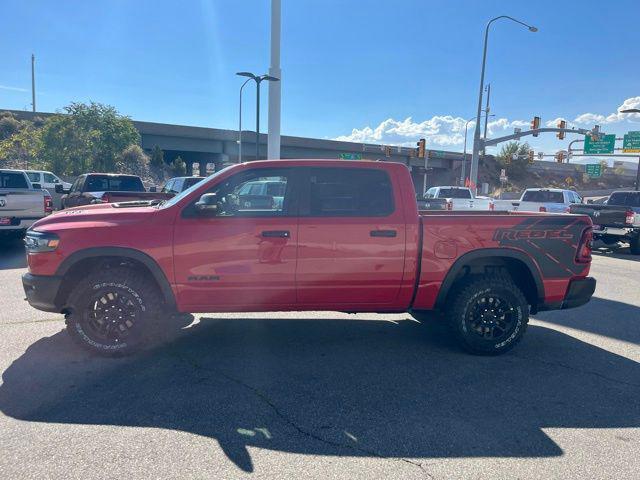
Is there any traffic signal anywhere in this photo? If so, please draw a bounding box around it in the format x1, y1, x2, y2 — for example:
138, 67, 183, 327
528, 150, 535, 164
531, 116, 541, 136
417, 138, 426, 158
555, 151, 564, 163
557, 119, 567, 140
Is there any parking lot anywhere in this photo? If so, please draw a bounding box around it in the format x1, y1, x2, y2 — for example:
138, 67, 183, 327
0, 238, 638, 479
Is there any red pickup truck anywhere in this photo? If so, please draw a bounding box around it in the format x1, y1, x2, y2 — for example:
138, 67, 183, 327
22, 160, 595, 356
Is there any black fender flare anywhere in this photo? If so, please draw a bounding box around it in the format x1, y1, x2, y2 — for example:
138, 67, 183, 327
434, 248, 545, 310
56, 247, 176, 309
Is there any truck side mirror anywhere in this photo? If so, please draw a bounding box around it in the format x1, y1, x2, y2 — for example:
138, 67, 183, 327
195, 193, 219, 215
55, 184, 70, 194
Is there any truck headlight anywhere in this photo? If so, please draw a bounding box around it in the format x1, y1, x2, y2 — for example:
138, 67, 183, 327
24, 231, 60, 252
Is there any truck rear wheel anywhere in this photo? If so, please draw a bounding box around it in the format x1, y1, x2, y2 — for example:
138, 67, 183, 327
445, 275, 529, 355
65, 267, 162, 356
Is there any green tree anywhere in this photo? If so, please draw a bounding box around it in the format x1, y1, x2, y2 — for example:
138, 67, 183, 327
497, 141, 531, 180
39, 102, 140, 175
171, 156, 186, 176
0, 112, 21, 141
117, 144, 150, 177
150, 145, 165, 169
0, 123, 42, 169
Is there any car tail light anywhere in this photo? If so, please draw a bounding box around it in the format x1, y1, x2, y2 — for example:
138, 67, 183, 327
44, 194, 53, 215
575, 227, 593, 264
539, 206, 547, 212
625, 210, 635, 225
446, 200, 453, 211
101, 193, 111, 203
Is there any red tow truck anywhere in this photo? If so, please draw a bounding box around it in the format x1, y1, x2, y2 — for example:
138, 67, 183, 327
22, 160, 595, 356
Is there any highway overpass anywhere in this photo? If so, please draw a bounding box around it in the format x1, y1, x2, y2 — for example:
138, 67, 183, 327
7, 110, 465, 193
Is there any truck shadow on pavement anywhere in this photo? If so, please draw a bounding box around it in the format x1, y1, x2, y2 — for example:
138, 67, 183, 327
0, 316, 639, 473
0, 237, 27, 270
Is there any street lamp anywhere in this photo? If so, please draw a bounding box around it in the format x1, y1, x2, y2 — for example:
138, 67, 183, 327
462, 113, 494, 185
620, 108, 640, 190
469, 16, 537, 191
237, 77, 252, 163
236, 72, 280, 161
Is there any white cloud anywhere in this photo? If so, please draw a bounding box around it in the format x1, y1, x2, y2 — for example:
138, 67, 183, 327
335, 96, 640, 149
334, 115, 475, 147
0, 84, 28, 92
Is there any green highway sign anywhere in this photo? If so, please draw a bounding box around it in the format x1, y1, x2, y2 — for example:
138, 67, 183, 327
584, 134, 616, 154
623, 131, 640, 153
339, 153, 362, 160
585, 163, 603, 178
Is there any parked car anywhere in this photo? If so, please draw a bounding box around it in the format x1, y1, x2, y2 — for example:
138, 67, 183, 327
161, 176, 205, 194
570, 190, 640, 254
235, 179, 287, 210
58, 173, 173, 209
24, 170, 72, 191
495, 188, 582, 213
23, 160, 595, 357
423, 186, 494, 210
0, 169, 53, 238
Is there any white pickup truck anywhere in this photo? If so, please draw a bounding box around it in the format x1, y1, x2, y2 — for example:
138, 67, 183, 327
493, 188, 582, 213
423, 186, 494, 211
0, 169, 53, 238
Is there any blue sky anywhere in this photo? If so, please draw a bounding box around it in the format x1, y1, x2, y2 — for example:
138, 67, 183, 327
1, 0, 639, 158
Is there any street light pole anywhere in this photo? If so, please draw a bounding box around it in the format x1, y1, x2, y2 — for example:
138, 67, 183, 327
238, 78, 252, 163
462, 113, 494, 185
236, 72, 280, 161
469, 16, 537, 192
620, 108, 640, 191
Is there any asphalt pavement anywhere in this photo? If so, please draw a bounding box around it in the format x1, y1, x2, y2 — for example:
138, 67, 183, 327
0, 237, 638, 479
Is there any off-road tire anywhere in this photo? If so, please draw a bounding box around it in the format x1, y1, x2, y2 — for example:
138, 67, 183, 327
65, 267, 163, 356
445, 274, 529, 355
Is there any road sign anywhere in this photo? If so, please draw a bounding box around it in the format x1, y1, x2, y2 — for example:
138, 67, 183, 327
584, 134, 615, 154
585, 163, 603, 178
339, 153, 362, 160
499, 169, 507, 182
623, 131, 640, 153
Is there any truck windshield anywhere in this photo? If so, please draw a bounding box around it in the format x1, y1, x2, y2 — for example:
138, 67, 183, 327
522, 191, 564, 203
608, 192, 640, 207
0, 172, 29, 189
439, 188, 471, 199
85, 175, 144, 192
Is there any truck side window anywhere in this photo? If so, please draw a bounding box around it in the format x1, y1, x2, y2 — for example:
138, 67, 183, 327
307, 168, 394, 217
184, 168, 293, 217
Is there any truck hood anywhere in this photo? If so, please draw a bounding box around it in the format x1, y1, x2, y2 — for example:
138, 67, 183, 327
31, 203, 158, 232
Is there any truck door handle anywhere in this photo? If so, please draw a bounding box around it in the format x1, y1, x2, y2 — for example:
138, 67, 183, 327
261, 230, 290, 238
370, 230, 397, 238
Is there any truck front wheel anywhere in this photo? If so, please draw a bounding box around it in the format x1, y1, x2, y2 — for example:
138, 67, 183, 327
65, 267, 162, 356
445, 275, 529, 355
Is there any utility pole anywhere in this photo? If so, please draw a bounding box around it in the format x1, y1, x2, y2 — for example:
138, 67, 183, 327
267, 0, 282, 160
482, 83, 491, 143
31, 54, 36, 112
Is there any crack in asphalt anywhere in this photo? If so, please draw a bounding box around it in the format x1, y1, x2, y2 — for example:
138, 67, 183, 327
0, 317, 63, 327
167, 348, 435, 479
513, 354, 640, 389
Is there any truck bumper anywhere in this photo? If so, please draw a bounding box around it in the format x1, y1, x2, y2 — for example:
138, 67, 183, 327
22, 273, 63, 313
561, 277, 596, 310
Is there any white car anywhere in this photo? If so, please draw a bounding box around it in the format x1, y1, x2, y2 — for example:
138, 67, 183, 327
0, 169, 53, 237
423, 186, 494, 211
24, 170, 72, 191
494, 188, 582, 213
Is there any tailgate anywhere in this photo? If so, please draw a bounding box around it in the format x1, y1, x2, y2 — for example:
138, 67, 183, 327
0, 190, 43, 220
569, 204, 629, 227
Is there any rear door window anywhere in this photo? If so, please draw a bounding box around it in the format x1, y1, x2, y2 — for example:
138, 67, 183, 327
438, 188, 471, 199
26, 172, 40, 183
0, 172, 29, 189
305, 167, 394, 217
522, 190, 564, 203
